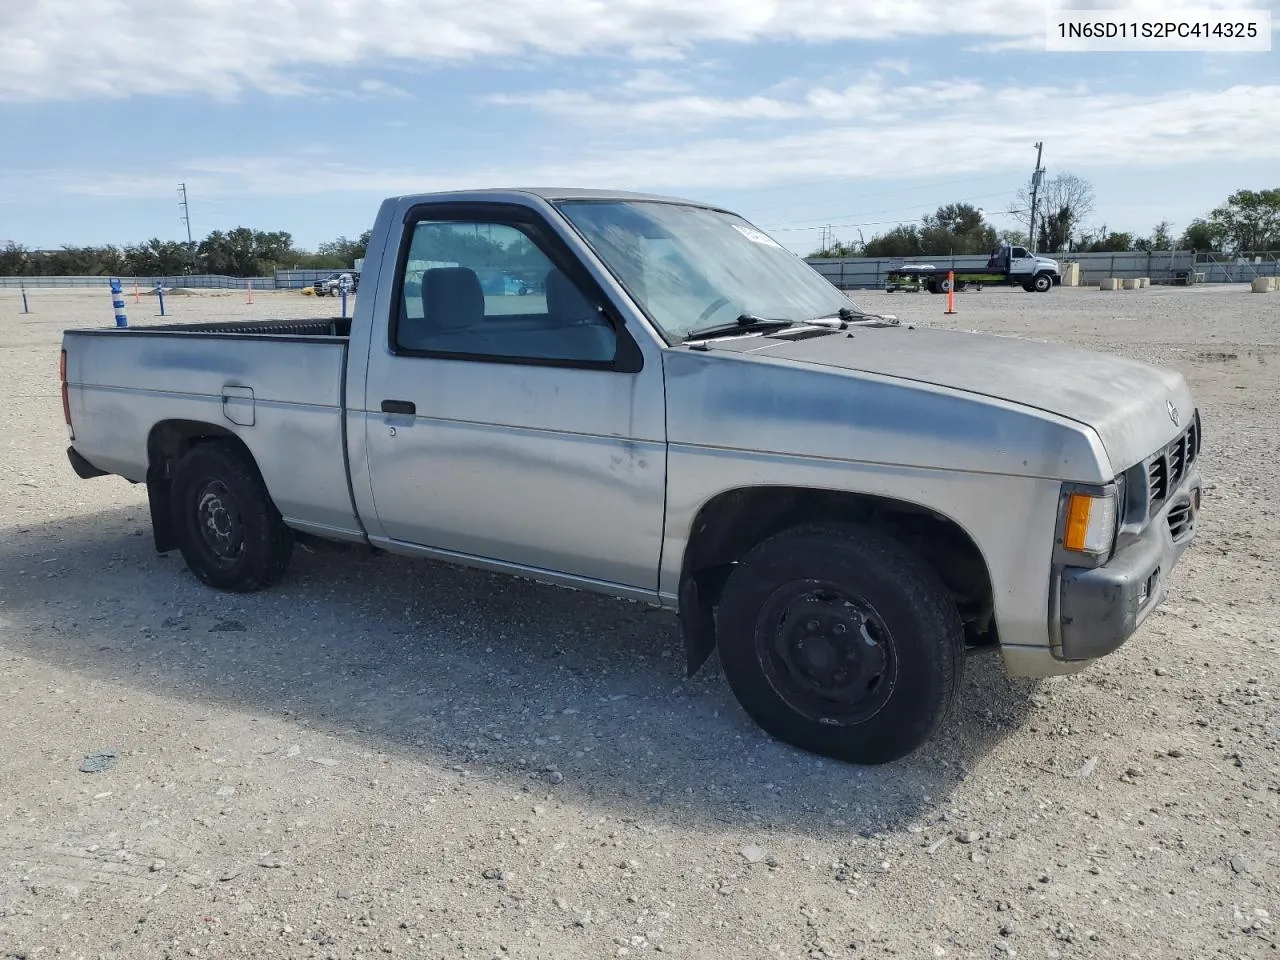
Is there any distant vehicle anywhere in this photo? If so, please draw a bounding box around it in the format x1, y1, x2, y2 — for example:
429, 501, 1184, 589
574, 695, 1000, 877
313, 272, 358, 296
479, 272, 531, 296
886, 244, 1061, 293
59, 188, 1201, 765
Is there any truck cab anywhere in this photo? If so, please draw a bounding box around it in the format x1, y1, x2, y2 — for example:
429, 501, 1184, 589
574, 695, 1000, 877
987, 243, 1061, 290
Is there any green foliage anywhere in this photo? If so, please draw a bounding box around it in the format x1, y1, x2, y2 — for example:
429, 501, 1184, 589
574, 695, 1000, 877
1135, 220, 1174, 253
1077, 232, 1134, 253
1178, 218, 1220, 251
919, 203, 998, 255
806, 240, 863, 258
0, 227, 372, 277
855, 203, 997, 258
1207, 188, 1280, 253
863, 225, 924, 258
1037, 205, 1074, 254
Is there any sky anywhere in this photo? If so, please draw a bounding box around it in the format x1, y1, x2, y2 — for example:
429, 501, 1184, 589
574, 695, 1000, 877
1, 0, 1277, 256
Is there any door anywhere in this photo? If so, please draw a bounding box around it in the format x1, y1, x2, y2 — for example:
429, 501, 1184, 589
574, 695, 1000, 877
1009, 246, 1037, 277
362, 203, 668, 592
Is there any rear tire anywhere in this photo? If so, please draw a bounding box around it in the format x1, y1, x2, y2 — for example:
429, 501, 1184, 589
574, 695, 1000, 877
170, 440, 293, 592
715, 522, 965, 765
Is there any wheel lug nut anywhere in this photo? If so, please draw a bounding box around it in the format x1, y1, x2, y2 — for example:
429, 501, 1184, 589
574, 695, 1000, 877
806, 619, 820, 631
833, 623, 848, 634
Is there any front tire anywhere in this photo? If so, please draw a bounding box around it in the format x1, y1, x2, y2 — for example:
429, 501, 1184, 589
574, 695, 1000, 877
715, 522, 964, 765
170, 440, 293, 592
1032, 272, 1053, 293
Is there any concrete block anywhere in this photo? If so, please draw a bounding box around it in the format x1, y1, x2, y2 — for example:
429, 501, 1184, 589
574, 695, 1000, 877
1252, 277, 1278, 293
1099, 278, 1122, 290
1060, 262, 1081, 287
1138, 277, 1150, 288
1122, 278, 1141, 290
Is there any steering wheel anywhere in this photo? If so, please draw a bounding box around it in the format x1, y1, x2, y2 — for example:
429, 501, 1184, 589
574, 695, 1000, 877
694, 296, 733, 326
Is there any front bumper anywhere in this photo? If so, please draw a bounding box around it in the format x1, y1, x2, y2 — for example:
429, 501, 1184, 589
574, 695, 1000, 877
1052, 470, 1201, 661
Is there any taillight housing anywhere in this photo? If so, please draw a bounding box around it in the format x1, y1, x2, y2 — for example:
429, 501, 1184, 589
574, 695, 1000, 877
60, 349, 73, 439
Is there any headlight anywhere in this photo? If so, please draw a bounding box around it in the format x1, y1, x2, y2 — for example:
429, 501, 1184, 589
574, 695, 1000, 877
1058, 484, 1119, 559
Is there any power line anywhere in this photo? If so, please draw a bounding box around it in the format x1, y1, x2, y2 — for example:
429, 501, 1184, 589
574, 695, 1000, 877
719, 156, 1031, 200
762, 189, 1018, 232
743, 170, 1017, 221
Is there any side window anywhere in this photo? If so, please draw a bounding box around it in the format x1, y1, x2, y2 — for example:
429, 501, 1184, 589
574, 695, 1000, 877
395, 219, 617, 364
1012, 247, 1030, 259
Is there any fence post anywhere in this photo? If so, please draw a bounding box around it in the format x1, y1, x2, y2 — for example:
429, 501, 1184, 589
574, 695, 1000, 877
156, 283, 166, 317
21, 283, 30, 314
109, 277, 128, 327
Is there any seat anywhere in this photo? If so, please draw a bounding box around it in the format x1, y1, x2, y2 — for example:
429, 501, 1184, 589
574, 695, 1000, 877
542, 268, 616, 362
399, 266, 489, 352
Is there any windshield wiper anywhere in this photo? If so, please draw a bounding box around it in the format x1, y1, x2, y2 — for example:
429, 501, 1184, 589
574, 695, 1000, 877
813, 306, 900, 326
683, 314, 798, 342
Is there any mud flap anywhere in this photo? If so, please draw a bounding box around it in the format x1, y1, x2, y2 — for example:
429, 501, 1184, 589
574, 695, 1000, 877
679, 574, 717, 678
147, 466, 177, 554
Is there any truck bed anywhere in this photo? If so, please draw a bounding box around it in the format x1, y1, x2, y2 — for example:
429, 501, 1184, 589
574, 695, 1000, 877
63, 315, 363, 541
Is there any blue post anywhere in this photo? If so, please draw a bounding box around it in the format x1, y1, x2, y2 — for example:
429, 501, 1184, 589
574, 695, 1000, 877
155, 283, 166, 317
341, 284, 348, 319
21, 284, 29, 314
109, 278, 128, 327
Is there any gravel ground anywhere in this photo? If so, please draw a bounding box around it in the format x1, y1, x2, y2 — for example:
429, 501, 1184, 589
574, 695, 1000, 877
1, 283, 1277, 960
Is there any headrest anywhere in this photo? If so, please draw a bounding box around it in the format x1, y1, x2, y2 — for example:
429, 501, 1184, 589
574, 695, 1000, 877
545, 268, 598, 325
422, 267, 484, 331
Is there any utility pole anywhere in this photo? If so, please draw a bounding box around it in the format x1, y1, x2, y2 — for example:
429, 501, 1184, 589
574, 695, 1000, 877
1027, 142, 1044, 252
177, 183, 195, 273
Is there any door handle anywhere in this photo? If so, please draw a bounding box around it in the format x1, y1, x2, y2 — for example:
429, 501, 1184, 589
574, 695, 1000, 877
381, 399, 416, 415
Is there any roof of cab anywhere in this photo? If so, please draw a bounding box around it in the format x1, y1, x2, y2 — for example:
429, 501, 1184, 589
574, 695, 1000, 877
386, 187, 731, 211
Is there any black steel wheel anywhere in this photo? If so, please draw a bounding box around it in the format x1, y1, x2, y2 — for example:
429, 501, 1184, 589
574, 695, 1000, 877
755, 579, 897, 726
170, 440, 293, 592
1032, 272, 1053, 292
716, 522, 964, 765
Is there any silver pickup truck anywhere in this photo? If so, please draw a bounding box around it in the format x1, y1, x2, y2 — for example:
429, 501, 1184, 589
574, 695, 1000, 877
60, 188, 1203, 764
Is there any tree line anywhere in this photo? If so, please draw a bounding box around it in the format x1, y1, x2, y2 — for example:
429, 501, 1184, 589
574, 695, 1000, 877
0, 228, 372, 277
809, 181, 1279, 259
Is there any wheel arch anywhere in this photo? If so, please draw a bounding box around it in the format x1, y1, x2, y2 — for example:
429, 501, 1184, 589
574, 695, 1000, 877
677, 485, 998, 677
144, 419, 263, 553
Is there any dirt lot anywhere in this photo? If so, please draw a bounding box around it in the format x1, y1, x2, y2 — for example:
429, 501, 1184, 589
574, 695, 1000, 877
1, 284, 1277, 960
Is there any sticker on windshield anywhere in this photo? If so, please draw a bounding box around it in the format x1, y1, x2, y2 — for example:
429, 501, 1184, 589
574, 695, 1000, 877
732, 224, 783, 248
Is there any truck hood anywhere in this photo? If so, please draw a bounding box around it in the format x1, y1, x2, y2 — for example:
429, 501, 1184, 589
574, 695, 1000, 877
706, 323, 1194, 473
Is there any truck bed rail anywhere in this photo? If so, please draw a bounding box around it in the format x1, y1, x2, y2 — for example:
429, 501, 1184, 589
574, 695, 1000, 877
69, 317, 353, 338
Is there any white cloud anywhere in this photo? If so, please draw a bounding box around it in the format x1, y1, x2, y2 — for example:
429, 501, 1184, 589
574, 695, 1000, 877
21, 82, 1278, 205
0, 0, 1267, 101
491, 75, 990, 127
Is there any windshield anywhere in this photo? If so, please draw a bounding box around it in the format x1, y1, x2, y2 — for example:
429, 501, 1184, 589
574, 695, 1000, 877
555, 200, 856, 342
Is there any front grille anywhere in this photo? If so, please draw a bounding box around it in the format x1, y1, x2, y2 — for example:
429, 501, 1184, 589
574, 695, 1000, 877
1169, 435, 1186, 479
1167, 500, 1194, 540
1146, 410, 1200, 518
1148, 456, 1168, 504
